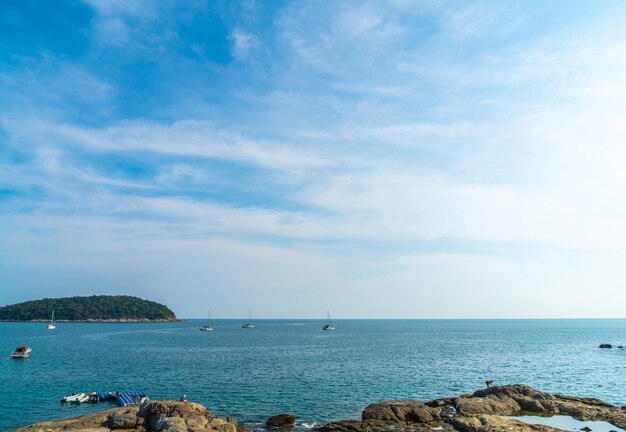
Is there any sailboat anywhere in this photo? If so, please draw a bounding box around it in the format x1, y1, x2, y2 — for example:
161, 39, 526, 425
200, 310, 214, 331
322, 311, 334, 331
47, 310, 56, 330
242, 309, 255, 329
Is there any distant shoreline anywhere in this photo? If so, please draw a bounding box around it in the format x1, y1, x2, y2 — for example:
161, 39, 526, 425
0, 319, 183, 323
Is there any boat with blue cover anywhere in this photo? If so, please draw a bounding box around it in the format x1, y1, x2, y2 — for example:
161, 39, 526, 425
61, 390, 146, 406
115, 391, 147, 406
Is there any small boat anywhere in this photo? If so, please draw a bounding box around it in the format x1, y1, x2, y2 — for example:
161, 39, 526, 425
61, 393, 86, 403
322, 311, 335, 331
60, 392, 99, 404
242, 309, 255, 329
200, 310, 214, 331
77, 394, 92, 404
10, 346, 32, 359
114, 391, 147, 406
47, 310, 56, 330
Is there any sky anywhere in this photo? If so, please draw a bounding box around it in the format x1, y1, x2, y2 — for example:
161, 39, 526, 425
2, 1, 626, 319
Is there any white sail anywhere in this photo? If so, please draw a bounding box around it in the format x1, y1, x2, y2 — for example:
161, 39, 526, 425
47, 310, 56, 330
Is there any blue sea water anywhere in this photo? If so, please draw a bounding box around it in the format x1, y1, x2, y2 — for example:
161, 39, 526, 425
1, 319, 626, 431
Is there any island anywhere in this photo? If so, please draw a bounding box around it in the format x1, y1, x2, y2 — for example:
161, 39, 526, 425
11, 384, 626, 432
0, 295, 179, 322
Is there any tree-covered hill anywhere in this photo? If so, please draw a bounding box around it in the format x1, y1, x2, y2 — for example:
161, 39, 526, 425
0, 295, 178, 321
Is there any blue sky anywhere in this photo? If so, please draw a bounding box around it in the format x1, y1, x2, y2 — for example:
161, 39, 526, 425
2, 1, 626, 318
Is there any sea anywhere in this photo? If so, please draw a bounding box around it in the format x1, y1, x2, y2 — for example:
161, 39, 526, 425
1, 319, 626, 431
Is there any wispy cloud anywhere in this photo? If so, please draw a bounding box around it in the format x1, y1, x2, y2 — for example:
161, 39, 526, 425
3, 1, 626, 317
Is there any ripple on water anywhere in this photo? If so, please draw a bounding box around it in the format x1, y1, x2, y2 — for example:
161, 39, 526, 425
3, 319, 626, 430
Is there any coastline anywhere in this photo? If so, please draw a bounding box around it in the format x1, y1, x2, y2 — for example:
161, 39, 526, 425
0, 318, 183, 323
4, 320, 625, 432
12, 384, 626, 432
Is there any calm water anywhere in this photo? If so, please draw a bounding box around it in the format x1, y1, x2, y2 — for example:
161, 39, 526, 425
1, 319, 626, 431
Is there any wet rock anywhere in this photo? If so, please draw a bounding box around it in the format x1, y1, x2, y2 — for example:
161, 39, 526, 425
599, 344, 613, 348
266, 414, 296, 429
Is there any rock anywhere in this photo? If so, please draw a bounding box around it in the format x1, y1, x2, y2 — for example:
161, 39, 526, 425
362, 400, 440, 423
14, 385, 626, 432
599, 344, 613, 348
107, 408, 139, 429
449, 414, 562, 432
157, 417, 187, 432
317, 385, 626, 432
10, 407, 124, 431
313, 419, 390, 432
266, 414, 296, 429
440, 406, 457, 419
11, 400, 243, 432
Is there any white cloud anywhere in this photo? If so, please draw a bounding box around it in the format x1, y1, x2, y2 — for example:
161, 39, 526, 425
26, 120, 332, 172
7, 1, 626, 316
231, 29, 258, 59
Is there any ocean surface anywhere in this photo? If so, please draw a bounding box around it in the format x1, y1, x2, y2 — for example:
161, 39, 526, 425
2, 319, 626, 431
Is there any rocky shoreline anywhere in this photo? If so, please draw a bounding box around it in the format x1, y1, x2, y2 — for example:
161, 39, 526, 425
12, 385, 626, 432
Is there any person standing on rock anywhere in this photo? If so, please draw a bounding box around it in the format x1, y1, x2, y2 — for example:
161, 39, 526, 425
485, 380, 493, 388
180, 394, 187, 402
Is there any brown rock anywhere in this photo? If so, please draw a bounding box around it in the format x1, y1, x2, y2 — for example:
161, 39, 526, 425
317, 385, 626, 432
362, 400, 440, 423
157, 417, 187, 432
314, 419, 434, 432
108, 408, 139, 429
449, 414, 562, 432
454, 395, 520, 416
11, 406, 125, 431
266, 414, 296, 429
11, 400, 243, 432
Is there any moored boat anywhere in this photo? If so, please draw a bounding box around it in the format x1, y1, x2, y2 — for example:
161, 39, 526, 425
10, 346, 32, 359
61, 393, 86, 403
322, 311, 335, 331
242, 308, 255, 329
47, 309, 56, 330
200, 310, 214, 331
